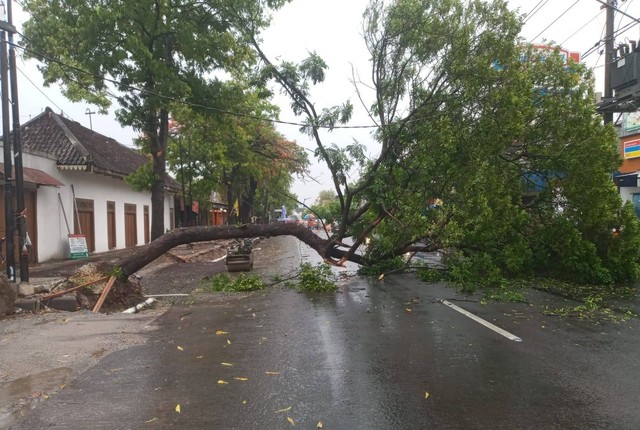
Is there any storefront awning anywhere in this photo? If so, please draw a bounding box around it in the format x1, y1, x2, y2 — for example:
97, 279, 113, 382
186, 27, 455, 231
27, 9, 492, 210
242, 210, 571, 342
0, 163, 65, 186
614, 171, 638, 188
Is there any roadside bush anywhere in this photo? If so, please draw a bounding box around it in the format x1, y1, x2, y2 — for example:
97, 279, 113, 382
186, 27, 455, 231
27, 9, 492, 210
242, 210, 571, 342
205, 273, 265, 292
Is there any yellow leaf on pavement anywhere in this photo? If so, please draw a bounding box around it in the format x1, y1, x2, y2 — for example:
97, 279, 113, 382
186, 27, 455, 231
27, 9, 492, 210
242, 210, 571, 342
221, 362, 233, 366
265, 371, 280, 375
317, 421, 324, 429
234, 377, 249, 381
287, 417, 295, 426
145, 417, 157, 423
378, 274, 385, 280
217, 380, 229, 385
227, 339, 231, 345
196, 356, 204, 359
425, 391, 430, 399
175, 404, 181, 413
215, 330, 228, 335
275, 406, 292, 413
405, 308, 412, 312
177, 346, 184, 351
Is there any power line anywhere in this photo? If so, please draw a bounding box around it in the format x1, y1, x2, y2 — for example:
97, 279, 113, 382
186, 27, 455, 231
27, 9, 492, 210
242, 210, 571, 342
524, 0, 550, 24
530, 0, 583, 43
581, 18, 638, 59
560, 10, 604, 45
594, 0, 640, 24
13, 34, 380, 131
16, 65, 70, 119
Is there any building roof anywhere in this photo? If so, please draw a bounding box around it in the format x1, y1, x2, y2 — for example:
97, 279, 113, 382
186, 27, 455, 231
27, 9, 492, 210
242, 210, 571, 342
18, 107, 179, 191
0, 163, 65, 187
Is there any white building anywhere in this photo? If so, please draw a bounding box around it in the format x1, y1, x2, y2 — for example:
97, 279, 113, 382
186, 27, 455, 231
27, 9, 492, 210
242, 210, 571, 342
0, 107, 178, 264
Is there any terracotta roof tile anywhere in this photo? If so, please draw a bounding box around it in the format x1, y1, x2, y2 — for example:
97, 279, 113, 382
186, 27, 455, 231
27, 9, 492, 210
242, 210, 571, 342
18, 107, 179, 191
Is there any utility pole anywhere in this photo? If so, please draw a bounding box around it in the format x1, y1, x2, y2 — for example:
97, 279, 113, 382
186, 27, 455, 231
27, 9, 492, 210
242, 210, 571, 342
0, 15, 15, 282
603, 0, 616, 124
8, 0, 28, 282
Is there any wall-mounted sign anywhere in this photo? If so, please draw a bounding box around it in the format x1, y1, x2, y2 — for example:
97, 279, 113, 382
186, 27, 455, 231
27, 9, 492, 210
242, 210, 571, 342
624, 138, 640, 159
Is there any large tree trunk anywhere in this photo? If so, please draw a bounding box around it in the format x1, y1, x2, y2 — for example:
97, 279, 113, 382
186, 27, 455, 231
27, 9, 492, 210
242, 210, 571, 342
240, 177, 257, 224
113, 223, 365, 277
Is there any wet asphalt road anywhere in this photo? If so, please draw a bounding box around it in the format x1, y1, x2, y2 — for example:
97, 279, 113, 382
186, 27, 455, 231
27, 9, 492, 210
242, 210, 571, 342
11, 236, 640, 429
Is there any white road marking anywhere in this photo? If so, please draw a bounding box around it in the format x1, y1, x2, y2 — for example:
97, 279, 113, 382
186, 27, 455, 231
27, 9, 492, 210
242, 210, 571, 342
440, 300, 522, 342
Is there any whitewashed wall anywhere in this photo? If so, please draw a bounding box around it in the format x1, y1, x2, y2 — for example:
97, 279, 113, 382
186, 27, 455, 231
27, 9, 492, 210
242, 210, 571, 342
15, 151, 174, 262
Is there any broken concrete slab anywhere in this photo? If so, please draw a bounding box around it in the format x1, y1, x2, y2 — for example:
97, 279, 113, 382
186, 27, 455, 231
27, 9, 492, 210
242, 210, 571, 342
14, 298, 40, 312
17, 283, 35, 297
41, 295, 78, 312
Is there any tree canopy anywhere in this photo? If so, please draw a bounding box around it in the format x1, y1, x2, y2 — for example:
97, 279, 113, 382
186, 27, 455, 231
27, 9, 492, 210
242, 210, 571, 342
21, 0, 291, 239
24, 0, 638, 287
246, 0, 640, 285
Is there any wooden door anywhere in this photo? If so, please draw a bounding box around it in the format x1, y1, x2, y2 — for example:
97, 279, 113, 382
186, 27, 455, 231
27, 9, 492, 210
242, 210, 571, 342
124, 203, 137, 247
143, 205, 150, 244
73, 198, 95, 252
107, 201, 116, 249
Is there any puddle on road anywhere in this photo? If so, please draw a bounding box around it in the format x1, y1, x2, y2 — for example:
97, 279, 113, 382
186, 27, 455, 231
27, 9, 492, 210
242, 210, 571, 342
0, 367, 73, 408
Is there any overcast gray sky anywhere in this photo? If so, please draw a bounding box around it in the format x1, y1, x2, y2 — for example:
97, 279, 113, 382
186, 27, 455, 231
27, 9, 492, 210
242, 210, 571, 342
9, 0, 640, 203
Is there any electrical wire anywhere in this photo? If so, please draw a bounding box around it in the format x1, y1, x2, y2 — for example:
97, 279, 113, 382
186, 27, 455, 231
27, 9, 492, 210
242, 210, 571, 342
16, 65, 70, 119
12, 33, 380, 131
560, 10, 604, 45
530, 0, 583, 43
524, 0, 549, 24
581, 18, 637, 60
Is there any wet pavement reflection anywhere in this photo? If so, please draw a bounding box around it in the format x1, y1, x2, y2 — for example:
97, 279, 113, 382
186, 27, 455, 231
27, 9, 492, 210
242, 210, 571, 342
11, 236, 640, 429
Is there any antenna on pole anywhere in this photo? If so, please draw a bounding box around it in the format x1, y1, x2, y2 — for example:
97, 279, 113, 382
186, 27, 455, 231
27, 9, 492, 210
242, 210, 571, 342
85, 108, 95, 130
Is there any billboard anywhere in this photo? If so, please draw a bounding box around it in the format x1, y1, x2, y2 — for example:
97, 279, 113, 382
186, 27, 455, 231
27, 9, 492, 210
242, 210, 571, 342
530, 44, 580, 65
624, 138, 640, 159
623, 112, 640, 134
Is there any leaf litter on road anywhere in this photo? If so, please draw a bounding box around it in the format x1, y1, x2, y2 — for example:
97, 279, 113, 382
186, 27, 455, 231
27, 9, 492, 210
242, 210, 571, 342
275, 406, 291, 413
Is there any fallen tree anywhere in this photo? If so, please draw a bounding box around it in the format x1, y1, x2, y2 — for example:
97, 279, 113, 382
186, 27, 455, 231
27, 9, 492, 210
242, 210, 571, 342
111, 224, 378, 278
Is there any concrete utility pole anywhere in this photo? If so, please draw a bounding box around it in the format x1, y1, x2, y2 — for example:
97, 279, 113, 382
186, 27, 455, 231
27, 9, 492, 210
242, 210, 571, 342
7, 0, 28, 282
603, 0, 616, 124
0, 20, 15, 282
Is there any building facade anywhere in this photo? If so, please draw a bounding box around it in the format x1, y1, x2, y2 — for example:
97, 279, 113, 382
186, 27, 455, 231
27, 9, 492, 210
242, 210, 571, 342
0, 107, 178, 263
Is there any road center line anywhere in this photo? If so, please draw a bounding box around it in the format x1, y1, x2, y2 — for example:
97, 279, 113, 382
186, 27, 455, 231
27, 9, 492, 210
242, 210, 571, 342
440, 300, 522, 342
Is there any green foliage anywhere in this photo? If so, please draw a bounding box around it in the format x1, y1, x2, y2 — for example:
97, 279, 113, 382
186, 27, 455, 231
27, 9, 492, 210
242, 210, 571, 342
296, 263, 337, 292
415, 267, 447, 283
482, 286, 527, 303
22, 0, 292, 237
524, 278, 638, 321
205, 273, 265, 292
124, 160, 154, 192
446, 252, 506, 292
106, 266, 125, 280
358, 257, 405, 277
